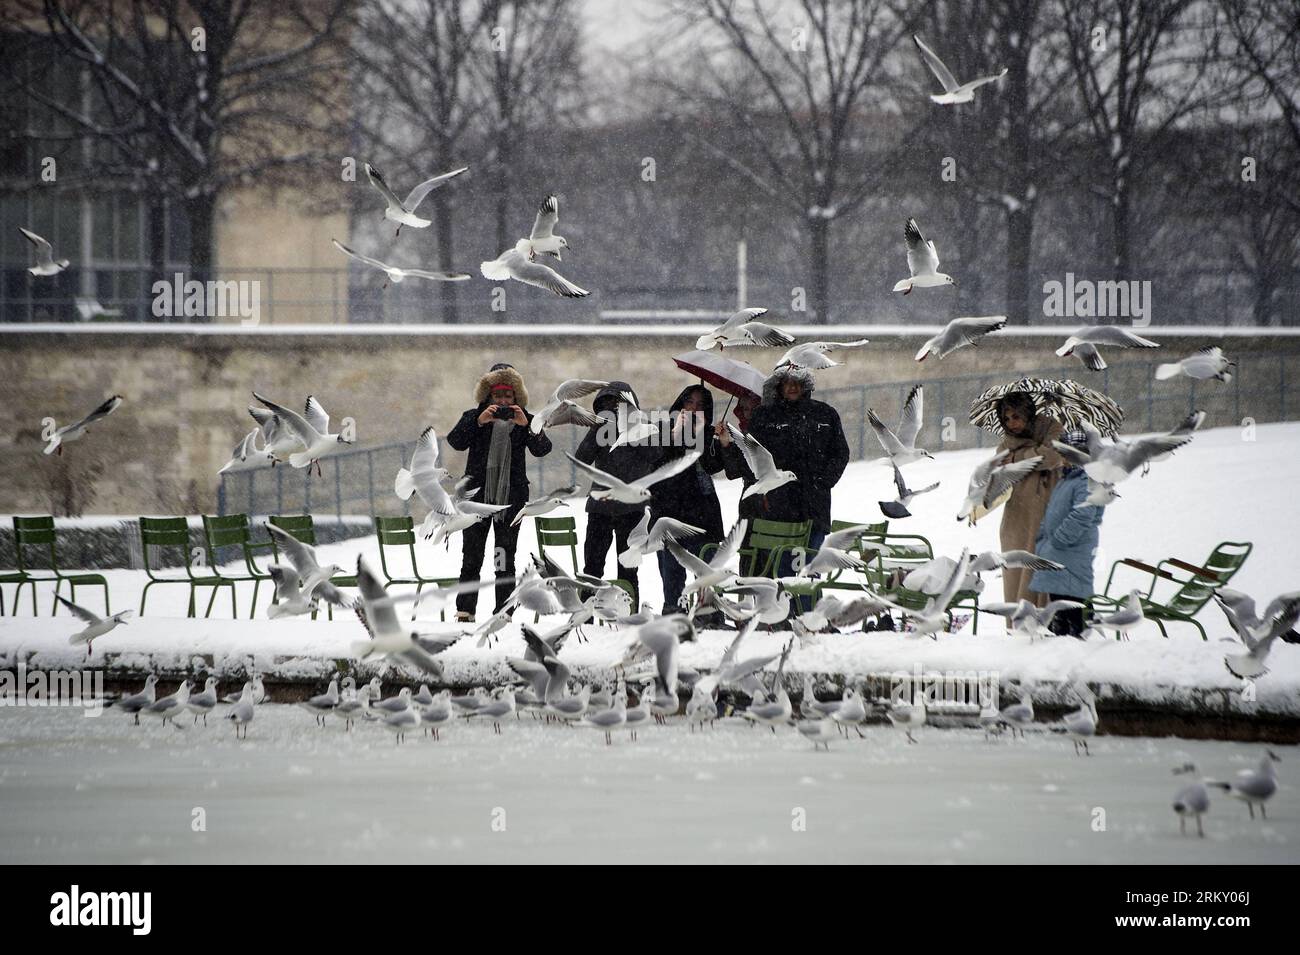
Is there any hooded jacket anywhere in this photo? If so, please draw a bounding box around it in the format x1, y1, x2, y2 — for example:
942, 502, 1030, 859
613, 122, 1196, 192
1029, 467, 1105, 597
724, 367, 850, 534
574, 381, 662, 516
445, 365, 551, 503
648, 384, 726, 542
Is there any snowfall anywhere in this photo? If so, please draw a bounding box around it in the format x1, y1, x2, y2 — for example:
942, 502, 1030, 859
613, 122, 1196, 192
1, 422, 1298, 863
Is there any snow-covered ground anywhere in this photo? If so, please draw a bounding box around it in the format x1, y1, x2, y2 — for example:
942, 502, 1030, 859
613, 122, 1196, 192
2, 422, 1298, 711
0, 704, 1294, 864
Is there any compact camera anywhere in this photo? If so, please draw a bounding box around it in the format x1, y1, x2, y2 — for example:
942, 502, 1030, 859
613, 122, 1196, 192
493, 404, 516, 421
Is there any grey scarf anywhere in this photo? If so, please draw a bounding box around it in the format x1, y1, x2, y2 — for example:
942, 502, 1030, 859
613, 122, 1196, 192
485, 418, 514, 520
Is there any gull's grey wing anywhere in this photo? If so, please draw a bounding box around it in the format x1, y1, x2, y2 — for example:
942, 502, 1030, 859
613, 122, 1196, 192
364, 163, 405, 210
266, 522, 319, 576
897, 385, 924, 448
912, 34, 960, 93
403, 166, 468, 211
253, 391, 317, 445
632, 450, 702, 490
55, 595, 100, 624
530, 194, 559, 240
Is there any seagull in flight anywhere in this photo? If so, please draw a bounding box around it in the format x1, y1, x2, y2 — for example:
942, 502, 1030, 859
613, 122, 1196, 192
695, 307, 794, 350
956, 451, 1042, 523
773, 339, 870, 370
1051, 419, 1194, 485
566, 450, 701, 504
19, 226, 69, 275
914, 315, 1007, 361
531, 379, 609, 433
1156, 346, 1235, 383
893, 218, 954, 293
724, 424, 798, 498
1055, 325, 1159, 371
55, 596, 132, 656
333, 238, 469, 288
43, 395, 123, 456
912, 34, 1008, 104
517, 194, 570, 260
868, 384, 931, 466
251, 392, 353, 474
364, 162, 467, 234
880, 462, 939, 519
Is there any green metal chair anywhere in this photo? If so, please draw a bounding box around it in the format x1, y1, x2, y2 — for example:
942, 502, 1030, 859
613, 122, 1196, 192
201, 514, 275, 618
532, 515, 634, 617
1087, 540, 1252, 640
12, 516, 110, 616
812, 519, 890, 599
139, 517, 237, 618
737, 518, 813, 578
373, 516, 458, 621
268, 514, 358, 621
862, 529, 982, 634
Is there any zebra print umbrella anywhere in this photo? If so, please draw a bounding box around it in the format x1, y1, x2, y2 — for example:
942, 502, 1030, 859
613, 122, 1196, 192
969, 377, 1125, 437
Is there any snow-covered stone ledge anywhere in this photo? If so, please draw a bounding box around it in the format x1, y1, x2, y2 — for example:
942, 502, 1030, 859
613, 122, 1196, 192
2, 616, 1296, 731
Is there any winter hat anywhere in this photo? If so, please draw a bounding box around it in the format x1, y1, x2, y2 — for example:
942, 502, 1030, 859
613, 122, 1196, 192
474, 364, 529, 406
761, 366, 815, 406
1061, 428, 1089, 450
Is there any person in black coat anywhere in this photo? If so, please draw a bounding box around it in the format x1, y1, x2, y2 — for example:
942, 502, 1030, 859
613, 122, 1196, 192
719, 366, 850, 612
574, 381, 660, 603
651, 384, 726, 614
444, 362, 552, 620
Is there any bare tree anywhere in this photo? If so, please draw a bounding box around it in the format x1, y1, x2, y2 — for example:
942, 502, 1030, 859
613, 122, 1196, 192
918, 0, 1084, 323
1061, 0, 1219, 279
475, 0, 583, 253
659, 0, 932, 322
1, 0, 350, 288
351, 0, 502, 323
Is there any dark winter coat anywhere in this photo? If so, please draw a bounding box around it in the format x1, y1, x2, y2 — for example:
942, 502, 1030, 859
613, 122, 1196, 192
649, 385, 726, 543
726, 367, 850, 534
445, 365, 552, 505
574, 381, 662, 517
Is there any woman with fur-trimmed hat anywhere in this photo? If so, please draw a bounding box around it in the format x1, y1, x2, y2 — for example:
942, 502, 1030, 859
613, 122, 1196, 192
445, 362, 552, 621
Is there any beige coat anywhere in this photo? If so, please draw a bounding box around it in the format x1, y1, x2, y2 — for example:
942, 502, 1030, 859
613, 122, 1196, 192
997, 416, 1066, 604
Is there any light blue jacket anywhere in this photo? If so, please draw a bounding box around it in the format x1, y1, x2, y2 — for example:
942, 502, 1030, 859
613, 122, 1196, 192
1029, 468, 1105, 599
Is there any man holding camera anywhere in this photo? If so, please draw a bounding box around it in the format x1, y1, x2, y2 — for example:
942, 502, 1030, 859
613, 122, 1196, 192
445, 362, 552, 621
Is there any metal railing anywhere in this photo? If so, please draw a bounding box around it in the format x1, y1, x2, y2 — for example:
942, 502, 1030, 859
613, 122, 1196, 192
218, 351, 1299, 520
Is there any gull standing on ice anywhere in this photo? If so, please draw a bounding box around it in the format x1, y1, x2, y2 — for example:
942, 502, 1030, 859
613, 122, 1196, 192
54, 596, 131, 656
868, 385, 932, 466
1061, 684, 1097, 755
914, 315, 1007, 361
695, 307, 794, 350
999, 687, 1034, 738
143, 679, 193, 727
117, 675, 158, 725
1172, 764, 1212, 837
19, 226, 69, 275
333, 239, 470, 287
227, 690, 254, 740
298, 677, 340, 726
43, 395, 123, 456
363, 162, 467, 234
886, 693, 927, 743
186, 677, 220, 726
893, 218, 954, 293
1055, 325, 1159, 371
912, 34, 1008, 104
1208, 751, 1281, 820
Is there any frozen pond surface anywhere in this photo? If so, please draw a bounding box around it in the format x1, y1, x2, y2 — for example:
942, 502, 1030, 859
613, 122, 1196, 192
0, 706, 1295, 864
